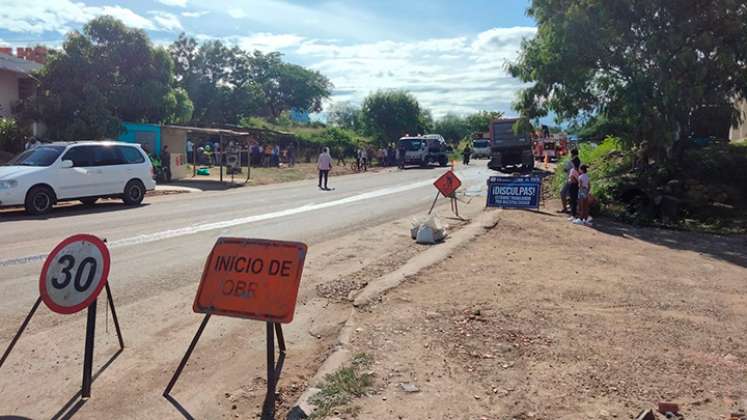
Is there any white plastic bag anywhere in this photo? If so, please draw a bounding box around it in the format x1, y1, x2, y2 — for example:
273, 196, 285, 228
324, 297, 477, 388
413, 215, 447, 244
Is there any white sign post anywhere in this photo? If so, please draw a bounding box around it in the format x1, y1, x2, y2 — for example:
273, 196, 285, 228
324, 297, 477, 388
0, 234, 124, 401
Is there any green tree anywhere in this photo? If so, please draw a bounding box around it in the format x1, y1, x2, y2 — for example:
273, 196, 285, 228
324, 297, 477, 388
360, 90, 423, 146
417, 108, 434, 134
169, 35, 263, 125
509, 0, 747, 158
248, 51, 333, 120
16, 16, 192, 140
465, 110, 503, 134
433, 113, 469, 144
328, 101, 362, 131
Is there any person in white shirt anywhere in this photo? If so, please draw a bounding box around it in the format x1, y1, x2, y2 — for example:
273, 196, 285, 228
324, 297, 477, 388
576, 164, 592, 225
317, 147, 333, 190
357, 147, 368, 172
186, 139, 194, 163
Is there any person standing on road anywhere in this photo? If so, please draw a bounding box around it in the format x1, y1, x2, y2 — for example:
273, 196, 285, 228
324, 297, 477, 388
568, 158, 581, 223
186, 139, 193, 163
559, 149, 579, 213
358, 147, 368, 172
287, 142, 296, 167
462, 144, 471, 165
317, 147, 333, 190
272, 144, 280, 167
160, 145, 171, 182
577, 164, 592, 225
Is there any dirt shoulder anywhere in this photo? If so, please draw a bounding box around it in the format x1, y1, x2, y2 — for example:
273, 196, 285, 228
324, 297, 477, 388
340, 199, 747, 419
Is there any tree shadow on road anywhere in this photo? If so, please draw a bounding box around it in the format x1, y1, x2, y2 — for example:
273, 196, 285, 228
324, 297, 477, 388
0, 348, 123, 420
593, 219, 747, 269
0, 202, 151, 222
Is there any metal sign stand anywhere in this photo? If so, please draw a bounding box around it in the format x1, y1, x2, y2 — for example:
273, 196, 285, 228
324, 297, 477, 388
0, 284, 124, 398
163, 316, 287, 420
427, 191, 440, 215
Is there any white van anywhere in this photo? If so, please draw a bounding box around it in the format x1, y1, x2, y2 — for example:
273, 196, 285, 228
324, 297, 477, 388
0, 141, 156, 215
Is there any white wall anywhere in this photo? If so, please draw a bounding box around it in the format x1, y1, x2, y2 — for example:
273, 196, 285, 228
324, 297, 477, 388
730, 100, 747, 142
0, 69, 19, 117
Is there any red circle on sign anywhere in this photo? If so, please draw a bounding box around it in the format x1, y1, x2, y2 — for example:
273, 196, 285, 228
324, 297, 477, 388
39, 234, 110, 314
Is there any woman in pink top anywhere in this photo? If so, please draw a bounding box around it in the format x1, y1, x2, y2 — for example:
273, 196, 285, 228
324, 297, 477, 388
317, 147, 333, 190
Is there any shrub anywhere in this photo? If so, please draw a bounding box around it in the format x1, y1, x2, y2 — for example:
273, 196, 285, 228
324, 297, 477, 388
0, 118, 29, 154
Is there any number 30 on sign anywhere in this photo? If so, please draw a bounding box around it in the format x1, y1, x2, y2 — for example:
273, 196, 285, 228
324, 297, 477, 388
39, 234, 111, 314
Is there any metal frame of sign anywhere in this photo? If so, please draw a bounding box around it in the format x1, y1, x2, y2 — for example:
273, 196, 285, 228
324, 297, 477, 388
429, 170, 465, 219
163, 316, 286, 420
164, 237, 307, 420
0, 235, 124, 401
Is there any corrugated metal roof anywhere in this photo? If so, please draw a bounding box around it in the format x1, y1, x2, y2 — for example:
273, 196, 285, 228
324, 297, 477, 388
0, 52, 42, 75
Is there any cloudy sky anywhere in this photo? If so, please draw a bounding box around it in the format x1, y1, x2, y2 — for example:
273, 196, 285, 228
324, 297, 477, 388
0, 0, 537, 118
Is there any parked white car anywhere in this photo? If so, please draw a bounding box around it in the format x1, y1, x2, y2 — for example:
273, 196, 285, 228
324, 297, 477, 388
0, 141, 156, 215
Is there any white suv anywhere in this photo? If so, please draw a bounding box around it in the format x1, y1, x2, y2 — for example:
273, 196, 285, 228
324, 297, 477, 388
0, 141, 156, 215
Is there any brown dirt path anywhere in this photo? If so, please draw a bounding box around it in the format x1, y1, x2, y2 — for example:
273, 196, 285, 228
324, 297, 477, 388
342, 199, 747, 420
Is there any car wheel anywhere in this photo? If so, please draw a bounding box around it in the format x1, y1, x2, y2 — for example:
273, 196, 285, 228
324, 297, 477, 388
439, 156, 448, 167
25, 185, 55, 215
122, 180, 145, 206
80, 197, 98, 206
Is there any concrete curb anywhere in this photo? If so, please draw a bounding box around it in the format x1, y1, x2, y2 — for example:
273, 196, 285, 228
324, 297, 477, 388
285, 209, 501, 419
353, 209, 502, 307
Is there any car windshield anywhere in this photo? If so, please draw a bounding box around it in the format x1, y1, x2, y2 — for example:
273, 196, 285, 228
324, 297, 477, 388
6, 146, 66, 167
474, 140, 489, 147
400, 139, 424, 151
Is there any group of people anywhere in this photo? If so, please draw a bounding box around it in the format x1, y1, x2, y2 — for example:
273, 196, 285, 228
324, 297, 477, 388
559, 149, 592, 225
249, 143, 296, 168
186, 139, 298, 168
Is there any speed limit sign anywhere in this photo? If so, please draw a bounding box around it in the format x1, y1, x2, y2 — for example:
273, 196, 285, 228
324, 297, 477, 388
39, 234, 110, 314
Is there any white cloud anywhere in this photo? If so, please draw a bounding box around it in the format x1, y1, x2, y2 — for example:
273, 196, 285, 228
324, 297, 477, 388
199, 0, 418, 42
236, 33, 305, 52
0, 0, 198, 34
158, 0, 188, 7
149, 11, 183, 32
199, 26, 534, 117
227, 8, 247, 19
181, 11, 209, 18
289, 27, 537, 117
99, 6, 155, 30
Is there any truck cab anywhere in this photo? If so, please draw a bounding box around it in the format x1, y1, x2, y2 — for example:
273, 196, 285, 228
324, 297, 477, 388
487, 118, 534, 172
398, 135, 450, 168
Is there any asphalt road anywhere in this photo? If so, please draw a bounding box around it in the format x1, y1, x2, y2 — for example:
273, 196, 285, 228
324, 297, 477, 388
1, 164, 491, 332
0, 162, 500, 418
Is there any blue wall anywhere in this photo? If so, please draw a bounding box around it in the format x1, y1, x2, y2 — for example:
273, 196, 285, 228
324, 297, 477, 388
118, 122, 161, 154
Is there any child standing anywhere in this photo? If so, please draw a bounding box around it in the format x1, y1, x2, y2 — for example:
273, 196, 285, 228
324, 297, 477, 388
577, 164, 592, 225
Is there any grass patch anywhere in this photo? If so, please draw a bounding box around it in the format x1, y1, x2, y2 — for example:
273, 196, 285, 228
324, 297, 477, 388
309, 353, 374, 419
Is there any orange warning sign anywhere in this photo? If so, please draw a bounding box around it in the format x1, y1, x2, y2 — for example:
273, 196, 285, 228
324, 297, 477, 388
193, 238, 308, 323
433, 170, 462, 197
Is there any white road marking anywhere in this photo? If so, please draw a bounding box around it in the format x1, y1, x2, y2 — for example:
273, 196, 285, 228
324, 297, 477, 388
1, 171, 485, 267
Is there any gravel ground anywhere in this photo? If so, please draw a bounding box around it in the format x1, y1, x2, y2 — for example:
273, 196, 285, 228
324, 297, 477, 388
342, 198, 747, 420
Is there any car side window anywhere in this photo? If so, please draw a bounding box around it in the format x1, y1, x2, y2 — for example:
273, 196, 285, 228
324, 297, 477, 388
92, 146, 125, 166
118, 146, 145, 164
61, 146, 93, 167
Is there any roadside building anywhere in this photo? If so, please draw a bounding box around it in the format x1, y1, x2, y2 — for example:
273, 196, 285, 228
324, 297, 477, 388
0, 48, 44, 136
729, 99, 747, 142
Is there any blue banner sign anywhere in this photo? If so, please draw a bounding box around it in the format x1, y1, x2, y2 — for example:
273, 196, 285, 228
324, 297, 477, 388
487, 176, 542, 209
